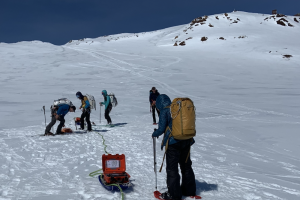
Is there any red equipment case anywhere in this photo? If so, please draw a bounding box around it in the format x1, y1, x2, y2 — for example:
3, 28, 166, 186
102, 154, 130, 184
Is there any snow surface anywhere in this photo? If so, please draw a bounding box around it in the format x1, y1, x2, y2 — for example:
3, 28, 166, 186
0, 11, 300, 200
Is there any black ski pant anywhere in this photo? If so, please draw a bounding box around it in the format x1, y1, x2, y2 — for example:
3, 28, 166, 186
166, 140, 196, 200
152, 105, 160, 123
80, 110, 92, 131
45, 115, 65, 134
105, 106, 112, 124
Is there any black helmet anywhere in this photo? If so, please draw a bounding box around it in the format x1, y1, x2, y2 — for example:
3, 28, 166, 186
70, 105, 76, 112
76, 91, 83, 99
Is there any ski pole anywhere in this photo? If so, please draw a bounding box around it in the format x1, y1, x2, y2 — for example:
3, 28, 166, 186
74, 118, 77, 130
100, 105, 102, 123
43, 106, 46, 128
153, 136, 157, 191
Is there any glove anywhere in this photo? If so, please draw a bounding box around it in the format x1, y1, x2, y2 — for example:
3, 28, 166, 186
152, 101, 156, 106
152, 128, 159, 138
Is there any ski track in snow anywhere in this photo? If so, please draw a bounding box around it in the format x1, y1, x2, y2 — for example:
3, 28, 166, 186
70, 46, 300, 124
1, 12, 300, 199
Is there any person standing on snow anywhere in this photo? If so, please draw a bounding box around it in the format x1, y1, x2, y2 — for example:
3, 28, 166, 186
152, 94, 196, 200
45, 104, 76, 136
149, 87, 160, 125
100, 90, 112, 124
76, 91, 92, 131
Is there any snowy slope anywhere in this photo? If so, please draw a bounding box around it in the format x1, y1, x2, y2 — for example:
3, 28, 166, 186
0, 11, 300, 200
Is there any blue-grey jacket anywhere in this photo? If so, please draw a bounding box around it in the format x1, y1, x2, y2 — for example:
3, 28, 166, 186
56, 104, 70, 117
152, 94, 179, 149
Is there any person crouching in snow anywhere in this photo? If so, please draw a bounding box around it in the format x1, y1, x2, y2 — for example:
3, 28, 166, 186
45, 104, 76, 136
152, 94, 196, 200
76, 91, 92, 131
100, 90, 112, 124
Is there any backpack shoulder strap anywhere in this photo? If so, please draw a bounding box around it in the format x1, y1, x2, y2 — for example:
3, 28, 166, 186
185, 138, 192, 163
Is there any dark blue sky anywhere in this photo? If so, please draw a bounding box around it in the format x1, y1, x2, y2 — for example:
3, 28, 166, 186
0, 0, 299, 45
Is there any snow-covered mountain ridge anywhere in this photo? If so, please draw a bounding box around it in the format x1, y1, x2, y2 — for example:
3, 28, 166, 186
66, 12, 299, 43
65, 11, 300, 61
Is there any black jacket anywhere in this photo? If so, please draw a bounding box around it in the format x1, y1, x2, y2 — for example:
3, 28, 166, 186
149, 90, 160, 104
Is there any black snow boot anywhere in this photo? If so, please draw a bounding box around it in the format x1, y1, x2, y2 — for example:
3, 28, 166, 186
160, 192, 173, 200
44, 131, 54, 136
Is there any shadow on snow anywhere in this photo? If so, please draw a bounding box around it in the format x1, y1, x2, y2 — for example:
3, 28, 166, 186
195, 179, 218, 195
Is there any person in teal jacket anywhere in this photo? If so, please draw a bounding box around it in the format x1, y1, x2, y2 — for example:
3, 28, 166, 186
100, 90, 112, 124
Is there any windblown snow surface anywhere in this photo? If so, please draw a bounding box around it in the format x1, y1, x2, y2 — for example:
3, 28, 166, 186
0, 11, 300, 200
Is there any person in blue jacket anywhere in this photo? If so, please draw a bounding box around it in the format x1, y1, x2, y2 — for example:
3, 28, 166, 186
100, 90, 112, 124
45, 104, 76, 136
152, 94, 196, 200
76, 91, 92, 131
